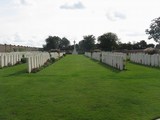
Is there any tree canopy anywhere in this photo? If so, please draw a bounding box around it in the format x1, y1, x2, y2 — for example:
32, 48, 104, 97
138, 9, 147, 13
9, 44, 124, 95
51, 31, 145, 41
98, 32, 118, 51
43, 36, 70, 51
146, 17, 160, 43
59, 37, 70, 50
79, 35, 95, 52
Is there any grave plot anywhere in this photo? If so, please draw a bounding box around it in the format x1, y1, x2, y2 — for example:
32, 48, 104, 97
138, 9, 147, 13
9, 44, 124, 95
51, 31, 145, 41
91, 52, 101, 61
0, 52, 24, 68
85, 52, 91, 58
27, 52, 65, 73
101, 52, 126, 70
130, 53, 160, 67
85, 52, 126, 70
50, 52, 59, 59
0, 51, 65, 73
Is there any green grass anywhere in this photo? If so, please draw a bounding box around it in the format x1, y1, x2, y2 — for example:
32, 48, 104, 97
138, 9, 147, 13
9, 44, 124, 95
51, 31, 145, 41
0, 55, 160, 120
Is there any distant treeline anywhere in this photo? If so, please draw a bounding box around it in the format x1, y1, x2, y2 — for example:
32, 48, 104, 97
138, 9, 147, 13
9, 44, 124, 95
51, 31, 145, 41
43, 33, 157, 54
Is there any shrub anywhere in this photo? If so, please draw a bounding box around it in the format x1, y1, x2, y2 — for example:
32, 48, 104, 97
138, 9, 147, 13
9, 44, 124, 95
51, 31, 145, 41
21, 58, 27, 63
51, 58, 56, 63
8, 63, 12, 67
43, 60, 51, 67
31, 68, 40, 73
15, 61, 21, 65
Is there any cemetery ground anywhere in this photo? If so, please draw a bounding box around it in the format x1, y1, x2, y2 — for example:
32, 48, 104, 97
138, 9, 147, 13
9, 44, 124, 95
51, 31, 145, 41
0, 55, 160, 120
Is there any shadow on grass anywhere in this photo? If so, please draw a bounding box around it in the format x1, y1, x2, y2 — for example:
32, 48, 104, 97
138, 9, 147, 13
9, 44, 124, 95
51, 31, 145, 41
4, 69, 27, 77
89, 58, 121, 73
129, 61, 160, 71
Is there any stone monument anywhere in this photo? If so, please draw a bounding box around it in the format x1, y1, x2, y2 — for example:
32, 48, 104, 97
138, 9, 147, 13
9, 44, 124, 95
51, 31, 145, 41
72, 40, 78, 55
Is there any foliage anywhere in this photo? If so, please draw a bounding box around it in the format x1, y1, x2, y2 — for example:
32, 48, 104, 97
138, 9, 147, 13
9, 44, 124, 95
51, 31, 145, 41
118, 42, 133, 50
43, 36, 71, 51
117, 40, 154, 50
31, 68, 40, 73
59, 37, 70, 50
31, 58, 56, 73
132, 40, 147, 49
98, 32, 118, 51
43, 36, 61, 51
21, 58, 27, 63
15, 61, 21, 65
79, 35, 95, 52
7, 63, 12, 67
147, 43, 155, 48
50, 57, 56, 63
146, 17, 160, 43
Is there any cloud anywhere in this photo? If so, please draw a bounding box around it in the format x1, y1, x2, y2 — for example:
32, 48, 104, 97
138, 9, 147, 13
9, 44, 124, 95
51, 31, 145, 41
60, 1, 85, 10
13, 0, 35, 6
106, 10, 126, 21
13, 33, 24, 42
126, 32, 145, 37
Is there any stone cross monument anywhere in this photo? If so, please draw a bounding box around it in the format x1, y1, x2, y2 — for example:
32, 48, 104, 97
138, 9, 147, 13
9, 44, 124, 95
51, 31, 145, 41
72, 40, 78, 54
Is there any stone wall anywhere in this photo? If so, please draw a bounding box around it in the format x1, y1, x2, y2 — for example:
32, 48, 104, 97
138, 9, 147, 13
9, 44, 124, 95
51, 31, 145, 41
0, 44, 39, 52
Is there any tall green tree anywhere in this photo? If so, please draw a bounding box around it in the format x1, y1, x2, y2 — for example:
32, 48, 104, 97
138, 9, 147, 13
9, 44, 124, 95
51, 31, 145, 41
98, 32, 118, 51
146, 17, 160, 43
59, 37, 70, 49
138, 40, 147, 49
79, 35, 95, 52
118, 42, 133, 50
43, 36, 61, 51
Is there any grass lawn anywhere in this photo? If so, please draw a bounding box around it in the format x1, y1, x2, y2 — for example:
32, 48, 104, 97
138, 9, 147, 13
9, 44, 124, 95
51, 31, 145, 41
0, 55, 160, 120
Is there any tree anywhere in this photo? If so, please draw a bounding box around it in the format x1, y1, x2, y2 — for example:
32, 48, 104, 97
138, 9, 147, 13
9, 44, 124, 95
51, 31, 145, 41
79, 35, 95, 52
146, 17, 160, 43
147, 44, 155, 48
98, 32, 118, 51
79, 40, 85, 52
118, 42, 133, 50
132, 40, 147, 49
138, 40, 147, 49
59, 37, 70, 50
43, 36, 61, 51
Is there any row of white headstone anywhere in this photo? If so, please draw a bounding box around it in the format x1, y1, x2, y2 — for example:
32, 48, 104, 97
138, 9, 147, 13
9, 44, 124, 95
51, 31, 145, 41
85, 52, 92, 58
50, 52, 59, 59
50, 52, 65, 59
0, 52, 24, 68
27, 52, 65, 73
27, 52, 50, 73
85, 52, 126, 70
92, 52, 101, 61
101, 52, 125, 70
130, 53, 160, 67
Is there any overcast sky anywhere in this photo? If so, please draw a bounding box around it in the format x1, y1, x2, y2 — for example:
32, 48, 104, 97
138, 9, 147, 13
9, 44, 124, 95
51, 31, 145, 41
0, 0, 159, 47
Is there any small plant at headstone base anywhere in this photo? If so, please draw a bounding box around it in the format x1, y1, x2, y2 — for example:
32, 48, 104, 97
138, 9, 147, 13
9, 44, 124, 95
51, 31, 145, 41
31, 68, 40, 73
126, 53, 130, 61
100, 53, 102, 62
63, 54, 66, 57
15, 61, 22, 65
43, 59, 51, 67
21, 58, 27, 63
8, 63, 12, 67
51, 58, 56, 63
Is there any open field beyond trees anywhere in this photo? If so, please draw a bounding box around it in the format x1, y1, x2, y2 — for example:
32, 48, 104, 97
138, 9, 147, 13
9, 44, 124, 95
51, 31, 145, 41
0, 55, 160, 120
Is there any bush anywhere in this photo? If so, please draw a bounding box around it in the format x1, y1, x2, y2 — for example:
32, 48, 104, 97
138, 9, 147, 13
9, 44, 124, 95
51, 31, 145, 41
43, 60, 51, 67
51, 58, 56, 63
31, 68, 40, 73
21, 58, 27, 63
8, 63, 12, 67
15, 61, 21, 65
